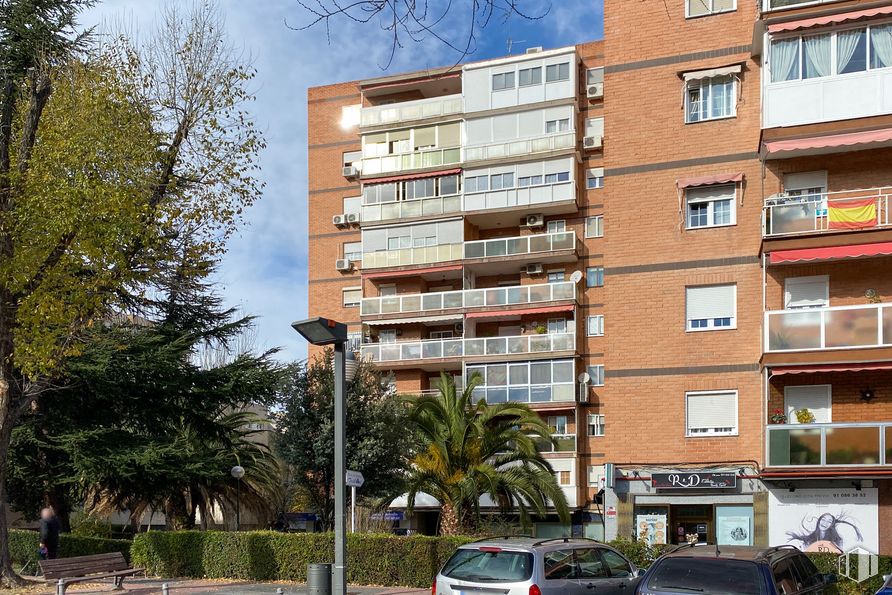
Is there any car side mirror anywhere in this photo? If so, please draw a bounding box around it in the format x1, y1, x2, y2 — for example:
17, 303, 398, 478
823, 573, 838, 585
634, 568, 647, 578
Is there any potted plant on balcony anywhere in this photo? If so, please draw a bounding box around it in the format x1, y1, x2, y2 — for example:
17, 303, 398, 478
534, 325, 547, 334
770, 409, 787, 424
795, 408, 816, 424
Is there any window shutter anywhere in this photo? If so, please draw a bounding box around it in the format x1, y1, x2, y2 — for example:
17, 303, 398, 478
686, 285, 735, 320
585, 118, 604, 138
588, 167, 605, 178
784, 276, 829, 309
783, 170, 827, 193
687, 392, 737, 431
784, 385, 832, 423
686, 184, 736, 203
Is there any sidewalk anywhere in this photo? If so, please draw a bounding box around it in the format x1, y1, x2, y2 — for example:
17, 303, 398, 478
24, 578, 430, 595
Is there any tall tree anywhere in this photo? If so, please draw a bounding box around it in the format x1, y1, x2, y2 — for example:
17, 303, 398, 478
0, 1, 264, 584
402, 373, 569, 535
274, 354, 413, 529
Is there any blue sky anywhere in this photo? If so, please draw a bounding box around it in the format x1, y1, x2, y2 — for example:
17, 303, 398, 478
81, 0, 603, 361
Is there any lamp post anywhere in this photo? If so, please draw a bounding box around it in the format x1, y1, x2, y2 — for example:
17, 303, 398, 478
231, 465, 245, 531
291, 317, 357, 595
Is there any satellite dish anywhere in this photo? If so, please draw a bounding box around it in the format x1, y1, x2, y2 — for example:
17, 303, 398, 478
578, 372, 591, 384
570, 270, 583, 284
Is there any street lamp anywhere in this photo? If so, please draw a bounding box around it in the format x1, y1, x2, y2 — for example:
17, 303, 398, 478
231, 465, 245, 531
291, 317, 357, 595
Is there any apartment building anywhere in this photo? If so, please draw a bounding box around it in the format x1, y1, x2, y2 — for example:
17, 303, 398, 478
307, 0, 892, 553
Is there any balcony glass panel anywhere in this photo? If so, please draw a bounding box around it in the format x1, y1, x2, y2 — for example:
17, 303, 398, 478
487, 387, 507, 403
825, 426, 881, 465
552, 384, 574, 401
421, 294, 442, 311
824, 308, 879, 348
402, 295, 421, 312
507, 286, 529, 304
402, 343, 422, 359
487, 289, 507, 306
380, 344, 400, 361
362, 300, 380, 315
553, 283, 574, 300
465, 289, 484, 307
443, 292, 463, 309
767, 311, 821, 350
887, 427, 892, 463
486, 337, 507, 355
381, 297, 400, 314
884, 307, 892, 345
768, 428, 822, 466
554, 436, 576, 452
529, 235, 550, 253
530, 386, 551, 402
443, 340, 462, 357
465, 339, 485, 356
507, 336, 526, 354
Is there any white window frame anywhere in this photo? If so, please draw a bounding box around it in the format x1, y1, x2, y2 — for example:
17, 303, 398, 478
342, 287, 362, 308
545, 62, 571, 82
784, 275, 829, 310
518, 66, 542, 87
548, 415, 568, 435
547, 318, 567, 334
545, 118, 571, 134
586, 168, 604, 189
430, 330, 454, 339
586, 315, 604, 337
686, 0, 736, 18
588, 414, 605, 437
547, 220, 567, 234
585, 215, 604, 238
686, 284, 737, 332
587, 364, 605, 387
784, 384, 832, 424
343, 241, 362, 262
586, 266, 604, 288
547, 270, 565, 283
378, 329, 397, 343
685, 390, 739, 437
686, 184, 737, 229
492, 71, 515, 91
685, 75, 737, 123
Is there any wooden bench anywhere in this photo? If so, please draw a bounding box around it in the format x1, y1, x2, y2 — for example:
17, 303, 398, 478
39, 552, 144, 595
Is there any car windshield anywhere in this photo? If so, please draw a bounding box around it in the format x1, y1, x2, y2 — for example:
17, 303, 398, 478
442, 548, 534, 583
646, 558, 765, 595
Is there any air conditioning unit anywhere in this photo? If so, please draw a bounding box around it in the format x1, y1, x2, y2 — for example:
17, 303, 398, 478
587, 83, 604, 99
335, 259, 353, 271
342, 165, 358, 178
346, 212, 361, 224
583, 135, 603, 150
523, 213, 545, 227
526, 46, 543, 54
524, 263, 544, 275
332, 214, 347, 227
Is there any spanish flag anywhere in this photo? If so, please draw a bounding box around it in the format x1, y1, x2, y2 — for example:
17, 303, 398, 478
828, 198, 877, 230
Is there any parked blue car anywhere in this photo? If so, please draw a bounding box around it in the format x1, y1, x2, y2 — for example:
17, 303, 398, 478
876, 574, 892, 595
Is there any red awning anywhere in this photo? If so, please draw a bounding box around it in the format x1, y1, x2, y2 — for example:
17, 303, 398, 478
466, 304, 575, 319
769, 241, 892, 264
771, 362, 892, 376
763, 128, 892, 157
677, 172, 744, 189
364, 168, 461, 184
768, 5, 892, 33
362, 264, 462, 279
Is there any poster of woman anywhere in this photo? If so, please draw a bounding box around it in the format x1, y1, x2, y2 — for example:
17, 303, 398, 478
768, 488, 878, 553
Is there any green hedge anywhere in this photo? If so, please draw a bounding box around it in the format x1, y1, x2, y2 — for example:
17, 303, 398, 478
131, 531, 474, 587
8, 529, 131, 569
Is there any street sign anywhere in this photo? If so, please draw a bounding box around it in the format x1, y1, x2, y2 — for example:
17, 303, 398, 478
345, 470, 365, 488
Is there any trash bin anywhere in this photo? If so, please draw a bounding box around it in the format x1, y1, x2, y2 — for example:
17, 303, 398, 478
307, 563, 332, 595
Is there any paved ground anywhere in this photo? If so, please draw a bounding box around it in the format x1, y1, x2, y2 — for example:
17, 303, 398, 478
21, 578, 429, 595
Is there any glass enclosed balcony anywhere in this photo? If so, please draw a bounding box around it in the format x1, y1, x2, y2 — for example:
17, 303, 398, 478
359, 147, 461, 177
360, 332, 576, 363
464, 231, 579, 260
765, 303, 892, 352
362, 243, 464, 269
534, 435, 577, 453
361, 194, 462, 223
360, 94, 463, 128
361, 281, 576, 316
464, 132, 576, 163
763, 0, 848, 11
767, 422, 892, 467
763, 189, 892, 237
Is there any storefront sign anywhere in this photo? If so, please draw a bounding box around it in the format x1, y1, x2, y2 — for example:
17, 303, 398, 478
636, 514, 667, 546
651, 472, 737, 489
370, 511, 404, 521
768, 488, 878, 553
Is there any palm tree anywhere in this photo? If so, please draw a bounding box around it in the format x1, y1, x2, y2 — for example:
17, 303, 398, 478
403, 373, 570, 535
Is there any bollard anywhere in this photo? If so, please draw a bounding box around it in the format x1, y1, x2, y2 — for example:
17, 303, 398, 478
56, 579, 65, 595
161, 582, 170, 595
307, 563, 332, 595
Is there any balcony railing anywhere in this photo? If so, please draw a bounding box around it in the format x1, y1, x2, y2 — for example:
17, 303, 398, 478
534, 434, 577, 453
360, 94, 463, 128
763, 189, 892, 237
360, 332, 576, 363
360, 281, 576, 317
765, 303, 892, 352
362, 243, 464, 269
358, 147, 461, 177
763, 0, 843, 11
361, 194, 462, 224
361, 232, 579, 270
464, 231, 579, 260
464, 181, 577, 213
474, 382, 576, 405
767, 422, 892, 467
464, 132, 576, 163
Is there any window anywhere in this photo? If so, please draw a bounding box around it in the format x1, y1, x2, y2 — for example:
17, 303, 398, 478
586, 266, 604, 288
547, 220, 566, 233
588, 465, 605, 487
588, 414, 605, 437
545, 118, 571, 133
492, 71, 515, 90
586, 68, 604, 86
546, 62, 570, 82
378, 284, 397, 296
587, 315, 604, 337
343, 241, 362, 262
343, 150, 361, 167
518, 66, 542, 86
340, 105, 361, 128
686, 185, 736, 229
443, 550, 534, 583
490, 172, 514, 190
600, 550, 633, 578
378, 329, 397, 343
544, 171, 570, 184
686, 390, 738, 436
343, 196, 361, 216
784, 276, 829, 309
586, 168, 604, 189
585, 215, 604, 238
686, 284, 736, 331
544, 550, 576, 580
556, 470, 571, 486
576, 549, 609, 579
405, 177, 436, 200
587, 364, 605, 387
347, 331, 362, 351
518, 175, 543, 187
464, 175, 489, 193
547, 270, 565, 283
342, 287, 362, 307
547, 318, 567, 334
686, 75, 735, 122
430, 330, 454, 339
784, 385, 831, 424
686, 0, 735, 18
440, 175, 460, 196
769, 26, 892, 84
548, 415, 568, 435
387, 236, 411, 250
468, 359, 575, 404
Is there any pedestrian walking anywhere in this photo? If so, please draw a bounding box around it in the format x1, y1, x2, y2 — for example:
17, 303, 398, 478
39, 507, 61, 560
